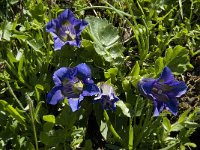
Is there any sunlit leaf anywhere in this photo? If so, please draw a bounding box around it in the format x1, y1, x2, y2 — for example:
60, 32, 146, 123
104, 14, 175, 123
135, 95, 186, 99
0, 100, 25, 125
86, 16, 124, 65
162, 117, 171, 132
116, 100, 131, 117
43, 115, 55, 124
164, 45, 193, 74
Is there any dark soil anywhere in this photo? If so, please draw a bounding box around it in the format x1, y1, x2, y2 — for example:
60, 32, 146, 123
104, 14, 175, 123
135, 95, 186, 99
179, 55, 200, 149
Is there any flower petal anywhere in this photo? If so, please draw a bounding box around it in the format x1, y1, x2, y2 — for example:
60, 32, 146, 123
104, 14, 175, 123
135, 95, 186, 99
47, 86, 64, 105
53, 67, 77, 86
76, 63, 92, 80
159, 67, 174, 83
53, 36, 65, 50
65, 37, 81, 48
73, 19, 88, 35
58, 9, 75, 25
82, 83, 100, 96
68, 95, 84, 112
53, 67, 68, 85
168, 81, 187, 97
153, 100, 164, 116
138, 78, 156, 95
46, 19, 59, 33
68, 98, 79, 112
165, 96, 178, 116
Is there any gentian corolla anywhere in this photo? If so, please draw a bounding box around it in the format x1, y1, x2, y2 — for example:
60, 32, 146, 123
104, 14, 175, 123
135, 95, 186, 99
46, 9, 88, 50
138, 67, 187, 116
94, 83, 119, 111
47, 63, 100, 112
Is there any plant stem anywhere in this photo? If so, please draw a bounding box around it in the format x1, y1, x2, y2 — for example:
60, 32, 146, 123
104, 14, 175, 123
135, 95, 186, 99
129, 117, 133, 150
6, 81, 25, 110
76, 6, 132, 17
25, 94, 38, 150
103, 110, 126, 148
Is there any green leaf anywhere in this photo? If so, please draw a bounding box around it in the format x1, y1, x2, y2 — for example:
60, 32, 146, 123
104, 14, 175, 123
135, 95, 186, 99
40, 129, 66, 146
164, 45, 193, 74
184, 142, 196, 148
27, 38, 43, 53
184, 121, 199, 128
100, 120, 108, 140
56, 105, 77, 129
162, 117, 171, 132
155, 57, 164, 75
34, 101, 44, 124
134, 96, 145, 116
129, 61, 141, 87
116, 100, 131, 117
8, 0, 19, 5
104, 68, 118, 83
18, 56, 25, 84
0, 100, 25, 125
35, 84, 44, 101
178, 0, 183, 19
129, 61, 140, 76
178, 108, 191, 123
43, 115, 55, 124
86, 16, 124, 65
122, 79, 131, 92
0, 22, 13, 41
171, 122, 184, 132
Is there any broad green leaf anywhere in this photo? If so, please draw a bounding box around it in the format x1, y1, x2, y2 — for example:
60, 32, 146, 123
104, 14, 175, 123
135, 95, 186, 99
0, 100, 25, 125
40, 129, 66, 146
122, 79, 131, 92
155, 57, 164, 75
129, 61, 140, 76
184, 142, 196, 148
86, 16, 124, 65
104, 68, 118, 83
178, 108, 191, 123
43, 115, 55, 124
164, 45, 193, 74
0, 22, 12, 41
100, 120, 108, 140
171, 122, 184, 132
12, 33, 28, 40
27, 38, 43, 53
56, 105, 77, 129
162, 117, 171, 132
7, 51, 18, 64
184, 121, 199, 128
116, 100, 131, 117
129, 61, 141, 87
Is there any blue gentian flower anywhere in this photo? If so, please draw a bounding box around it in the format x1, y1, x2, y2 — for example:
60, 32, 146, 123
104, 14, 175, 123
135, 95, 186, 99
138, 67, 187, 116
47, 63, 100, 112
94, 83, 119, 111
46, 9, 88, 50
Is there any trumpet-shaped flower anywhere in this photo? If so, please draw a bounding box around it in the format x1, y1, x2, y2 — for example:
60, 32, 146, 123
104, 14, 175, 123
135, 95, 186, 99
94, 83, 119, 111
47, 63, 100, 112
138, 67, 187, 116
46, 9, 88, 50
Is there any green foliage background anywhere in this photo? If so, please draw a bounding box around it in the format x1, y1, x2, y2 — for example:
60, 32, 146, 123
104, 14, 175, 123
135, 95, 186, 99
0, 0, 200, 149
